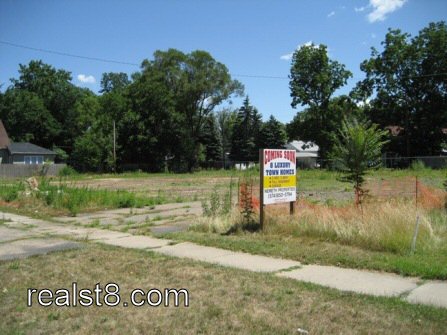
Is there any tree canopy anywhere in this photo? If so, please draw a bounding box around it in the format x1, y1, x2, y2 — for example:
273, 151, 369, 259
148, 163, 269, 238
288, 44, 352, 159
352, 21, 447, 156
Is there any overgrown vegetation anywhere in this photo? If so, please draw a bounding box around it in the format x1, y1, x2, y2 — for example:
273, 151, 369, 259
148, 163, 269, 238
0, 178, 166, 216
171, 170, 447, 279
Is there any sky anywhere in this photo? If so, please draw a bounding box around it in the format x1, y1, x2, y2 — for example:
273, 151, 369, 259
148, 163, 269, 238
0, 0, 446, 123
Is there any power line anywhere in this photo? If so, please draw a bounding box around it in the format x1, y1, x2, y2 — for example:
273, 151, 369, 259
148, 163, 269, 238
1, 40, 447, 82
0, 40, 140, 66
0, 40, 289, 80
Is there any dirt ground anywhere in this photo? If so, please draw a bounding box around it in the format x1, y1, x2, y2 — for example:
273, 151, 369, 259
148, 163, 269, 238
64, 176, 237, 200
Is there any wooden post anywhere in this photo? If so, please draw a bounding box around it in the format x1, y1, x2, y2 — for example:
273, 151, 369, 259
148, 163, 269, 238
290, 201, 294, 215
259, 149, 265, 230
113, 120, 116, 172
415, 175, 418, 210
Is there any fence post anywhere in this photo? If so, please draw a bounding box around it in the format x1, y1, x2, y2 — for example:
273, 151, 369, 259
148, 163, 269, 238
411, 176, 420, 254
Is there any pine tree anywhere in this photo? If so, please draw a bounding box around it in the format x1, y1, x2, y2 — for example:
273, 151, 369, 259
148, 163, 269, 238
259, 115, 287, 149
230, 97, 262, 162
200, 114, 222, 164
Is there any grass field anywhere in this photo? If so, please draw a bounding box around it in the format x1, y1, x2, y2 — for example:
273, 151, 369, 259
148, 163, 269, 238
1, 168, 445, 277
1, 244, 447, 335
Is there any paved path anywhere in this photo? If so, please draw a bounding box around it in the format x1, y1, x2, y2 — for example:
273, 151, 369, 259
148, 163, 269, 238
1, 210, 446, 309
54, 201, 202, 236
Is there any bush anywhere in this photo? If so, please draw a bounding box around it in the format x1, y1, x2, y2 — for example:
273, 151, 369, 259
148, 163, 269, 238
3, 188, 20, 202
0, 183, 24, 202
410, 160, 429, 171
58, 166, 78, 177
201, 185, 232, 218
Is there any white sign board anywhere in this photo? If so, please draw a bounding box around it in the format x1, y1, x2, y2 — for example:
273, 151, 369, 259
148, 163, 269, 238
262, 149, 297, 205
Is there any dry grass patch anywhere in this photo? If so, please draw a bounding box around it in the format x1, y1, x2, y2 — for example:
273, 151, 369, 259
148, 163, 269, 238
1, 244, 447, 334
266, 200, 436, 254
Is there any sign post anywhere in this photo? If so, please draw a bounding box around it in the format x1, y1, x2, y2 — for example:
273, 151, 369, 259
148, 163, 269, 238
259, 148, 297, 230
259, 149, 265, 230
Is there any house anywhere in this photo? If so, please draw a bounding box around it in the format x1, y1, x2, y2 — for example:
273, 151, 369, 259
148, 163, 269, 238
0, 120, 56, 164
284, 140, 319, 168
0, 120, 11, 164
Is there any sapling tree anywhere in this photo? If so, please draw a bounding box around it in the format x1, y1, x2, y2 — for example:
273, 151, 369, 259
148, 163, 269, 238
331, 118, 389, 206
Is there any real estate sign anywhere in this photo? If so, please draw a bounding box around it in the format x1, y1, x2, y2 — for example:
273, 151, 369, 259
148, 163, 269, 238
262, 149, 296, 205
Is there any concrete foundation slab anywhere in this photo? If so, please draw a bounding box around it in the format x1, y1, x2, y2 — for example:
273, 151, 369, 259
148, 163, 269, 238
277, 265, 418, 297
0, 226, 39, 242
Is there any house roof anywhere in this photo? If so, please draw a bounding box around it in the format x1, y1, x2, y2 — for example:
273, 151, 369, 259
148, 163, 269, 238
296, 152, 318, 158
0, 120, 11, 149
385, 125, 405, 136
7, 142, 55, 155
285, 140, 319, 152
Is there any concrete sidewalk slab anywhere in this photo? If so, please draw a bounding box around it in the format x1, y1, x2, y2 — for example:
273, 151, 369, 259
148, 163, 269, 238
81, 230, 131, 241
277, 265, 418, 297
405, 282, 447, 308
151, 225, 188, 234
157, 242, 301, 272
215, 253, 301, 272
101, 235, 172, 249
0, 238, 80, 260
0, 226, 39, 242
158, 242, 234, 262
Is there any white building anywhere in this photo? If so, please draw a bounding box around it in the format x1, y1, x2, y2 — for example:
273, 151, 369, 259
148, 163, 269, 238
284, 140, 319, 168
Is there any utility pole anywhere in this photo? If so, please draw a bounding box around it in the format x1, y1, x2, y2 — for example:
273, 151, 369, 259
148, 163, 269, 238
113, 120, 116, 172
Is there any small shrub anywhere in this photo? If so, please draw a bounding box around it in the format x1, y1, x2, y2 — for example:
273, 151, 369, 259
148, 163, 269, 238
201, 186, 232, 218
410, 160, 428, 171
116, 194, 136, 208
3, 188, 19, 202
239, 178, 255, 226
58, 166, 78, 177
0, 183, 24, 202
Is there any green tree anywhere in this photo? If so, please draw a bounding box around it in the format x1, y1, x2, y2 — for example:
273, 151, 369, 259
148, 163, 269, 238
125, 61, 177, 171
100, 72, 130, 93
287, 96, 361, 148
70, 121, 114, 172
200, 114, 222, 165
352, 22, 447, 157
143, 49, 244, 171
259, 115, 287, 149
216, 108, 237, 167
230, 97, 262, 162
7, 60, 82, 153
289, 44, 352, 159
331, 119, 389, 205
0, 89, 60, 147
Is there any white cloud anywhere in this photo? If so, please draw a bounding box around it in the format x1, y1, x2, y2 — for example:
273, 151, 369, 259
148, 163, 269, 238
356, 98, 371, 107
77, 74, 96, 84
280, 41, 316, 61
327, 11, 335, 18
355, 6, 367, 12
367, 0, 406, 22
280, 53, 294, 61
